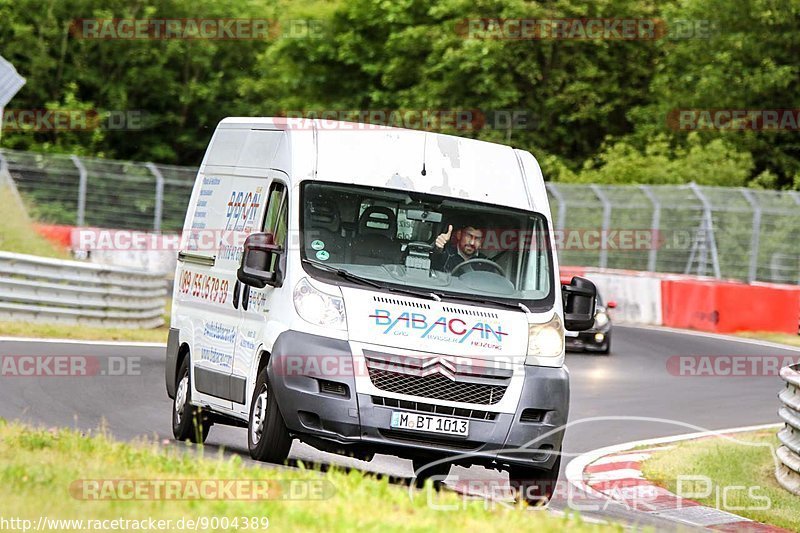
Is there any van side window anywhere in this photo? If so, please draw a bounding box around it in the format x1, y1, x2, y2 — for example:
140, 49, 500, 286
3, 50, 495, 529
261, 182, 287, 271
275, 199, 287, 246
262, 182, 287, 245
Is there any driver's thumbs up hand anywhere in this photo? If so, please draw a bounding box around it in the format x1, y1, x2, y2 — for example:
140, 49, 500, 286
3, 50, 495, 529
435, 225, 453, 250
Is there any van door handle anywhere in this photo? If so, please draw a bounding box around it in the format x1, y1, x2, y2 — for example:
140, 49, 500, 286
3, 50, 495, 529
242, 285, 250, 311
232, 279, 241, 309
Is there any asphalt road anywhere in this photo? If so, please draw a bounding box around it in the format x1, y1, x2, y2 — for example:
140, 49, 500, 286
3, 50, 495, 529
2, 325, 798, 528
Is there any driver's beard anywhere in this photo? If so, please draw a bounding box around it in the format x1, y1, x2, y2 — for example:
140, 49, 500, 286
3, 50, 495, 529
458, 246, 476, 259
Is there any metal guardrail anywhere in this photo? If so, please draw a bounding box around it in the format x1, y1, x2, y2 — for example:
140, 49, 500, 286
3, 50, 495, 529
777, 363, 800, 495
0, 251, 167, 329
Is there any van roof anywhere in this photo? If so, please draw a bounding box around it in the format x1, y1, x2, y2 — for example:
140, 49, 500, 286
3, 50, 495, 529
212, 117, 545, 211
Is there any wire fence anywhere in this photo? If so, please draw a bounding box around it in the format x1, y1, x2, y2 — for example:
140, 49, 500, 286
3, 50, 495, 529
1, 148, 798, 285
547, 182, 800, 285
0, 149, 195, 231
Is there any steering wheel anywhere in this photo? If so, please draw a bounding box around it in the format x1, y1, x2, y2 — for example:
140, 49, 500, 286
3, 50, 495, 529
450, 258, 506, 278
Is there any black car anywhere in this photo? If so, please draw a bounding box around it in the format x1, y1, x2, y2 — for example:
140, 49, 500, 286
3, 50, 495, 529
565, 292, 615, 354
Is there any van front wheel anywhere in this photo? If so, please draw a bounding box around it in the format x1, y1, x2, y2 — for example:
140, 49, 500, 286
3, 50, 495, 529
172, 357, 210, 443
508, 456, 561, 506
248, 367, 292, 464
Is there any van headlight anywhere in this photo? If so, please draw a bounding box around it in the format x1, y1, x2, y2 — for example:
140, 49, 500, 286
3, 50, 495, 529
293, 278, 347, 330
594, 311, 609, 328
525, 314, 564, 364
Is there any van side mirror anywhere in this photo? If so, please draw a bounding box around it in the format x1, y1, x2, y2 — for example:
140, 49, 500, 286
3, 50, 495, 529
562, 276, 597, 331
237, 232, 283, 289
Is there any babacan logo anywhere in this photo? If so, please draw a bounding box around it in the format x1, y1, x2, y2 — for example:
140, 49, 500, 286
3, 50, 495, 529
369, 309, 507, 345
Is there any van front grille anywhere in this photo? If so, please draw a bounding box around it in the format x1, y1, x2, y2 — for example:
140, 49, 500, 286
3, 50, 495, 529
367, 367, 506, 405
364, 351, 511, 405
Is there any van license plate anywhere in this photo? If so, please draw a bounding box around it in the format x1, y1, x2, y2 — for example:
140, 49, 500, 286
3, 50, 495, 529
390, 412, 469, 436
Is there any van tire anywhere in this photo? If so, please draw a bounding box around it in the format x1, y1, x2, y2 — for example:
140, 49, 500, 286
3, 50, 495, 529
412, 458, 451, 489
172, 357, 210, 443
248, 367, 292, 464
508, 456, 561, 505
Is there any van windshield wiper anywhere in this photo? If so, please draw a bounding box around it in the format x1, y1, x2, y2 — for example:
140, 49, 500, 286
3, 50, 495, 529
387, 286, 442, 302
302, 259, 382, 289
435, 291, 527, 312
302, 259, 441, 301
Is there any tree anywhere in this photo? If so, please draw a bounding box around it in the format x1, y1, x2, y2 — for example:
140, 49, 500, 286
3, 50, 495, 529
0, 0, 275, 163
626, 0, 800, 187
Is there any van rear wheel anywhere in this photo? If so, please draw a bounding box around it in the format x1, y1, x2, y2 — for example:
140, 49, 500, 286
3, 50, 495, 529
248, 367, 292, 464
172, 357, 210, 443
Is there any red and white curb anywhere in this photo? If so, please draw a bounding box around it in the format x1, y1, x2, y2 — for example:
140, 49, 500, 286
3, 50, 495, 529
565, 423, 788, 531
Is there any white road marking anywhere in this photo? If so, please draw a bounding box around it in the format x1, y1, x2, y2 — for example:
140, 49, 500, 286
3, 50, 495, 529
0, 336, 166, 347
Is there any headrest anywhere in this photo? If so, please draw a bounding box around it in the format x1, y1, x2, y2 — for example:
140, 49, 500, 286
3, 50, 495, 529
306, 197, 340, 233
358, 206, 396, 236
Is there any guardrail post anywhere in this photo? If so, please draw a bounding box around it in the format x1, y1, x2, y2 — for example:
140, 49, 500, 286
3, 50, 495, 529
70, 155, 88, 227
740, 189, 762, 284
146, 163, 165, 232
590, 184, 612, 269
687, 183, 721, 279
545, 183, 566, 231
639, 185, 661, 272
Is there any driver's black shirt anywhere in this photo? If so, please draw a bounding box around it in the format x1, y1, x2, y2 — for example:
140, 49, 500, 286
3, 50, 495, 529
430, 242, 486, 272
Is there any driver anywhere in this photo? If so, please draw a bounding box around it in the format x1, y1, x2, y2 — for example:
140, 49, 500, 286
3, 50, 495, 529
431, 223, 487, 272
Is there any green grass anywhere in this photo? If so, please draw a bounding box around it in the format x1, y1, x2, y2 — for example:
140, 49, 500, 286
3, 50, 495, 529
0, 421, 616, 532
642, 429, 800, 531
735, 331, 800, 349
0, 320, 169, 342
0, 185, 69, 258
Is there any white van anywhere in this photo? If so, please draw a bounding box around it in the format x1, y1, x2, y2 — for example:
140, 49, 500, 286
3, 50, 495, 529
165, 117, 596, 501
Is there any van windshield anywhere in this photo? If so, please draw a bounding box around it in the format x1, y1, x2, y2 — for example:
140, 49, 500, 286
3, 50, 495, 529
300, 181, 554, 308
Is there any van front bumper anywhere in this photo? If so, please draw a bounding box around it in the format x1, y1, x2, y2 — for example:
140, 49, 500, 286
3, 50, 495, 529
267, 330, 569, 469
